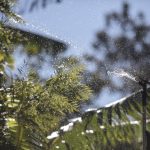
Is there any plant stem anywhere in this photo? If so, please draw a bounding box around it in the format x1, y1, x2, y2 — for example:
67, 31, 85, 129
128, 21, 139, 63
142, 83, 147, 150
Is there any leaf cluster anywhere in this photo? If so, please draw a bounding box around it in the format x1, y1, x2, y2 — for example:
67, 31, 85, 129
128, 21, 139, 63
0, 61, 92, 149
49, 88, 150, 150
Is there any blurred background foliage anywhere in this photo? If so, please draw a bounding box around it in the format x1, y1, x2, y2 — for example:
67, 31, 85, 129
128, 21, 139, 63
84, 3, 150, 98
29, 0, 62, 12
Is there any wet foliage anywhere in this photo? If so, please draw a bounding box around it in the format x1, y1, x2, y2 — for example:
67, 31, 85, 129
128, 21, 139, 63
0, 61, 92, 149
48, 88, 150, 150
0, 1, 91, 149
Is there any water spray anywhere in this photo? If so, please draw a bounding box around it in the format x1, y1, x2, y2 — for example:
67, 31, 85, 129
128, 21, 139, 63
109, 68, 150, 150
8, 18, 86, 54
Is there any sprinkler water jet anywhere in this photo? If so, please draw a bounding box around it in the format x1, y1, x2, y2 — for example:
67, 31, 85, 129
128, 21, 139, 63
108, 69, 150, 150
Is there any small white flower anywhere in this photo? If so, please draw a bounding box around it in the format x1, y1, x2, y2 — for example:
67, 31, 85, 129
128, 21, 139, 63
86, 130, 94, 134
61, 140, 65, 144
55, 146, 59, 149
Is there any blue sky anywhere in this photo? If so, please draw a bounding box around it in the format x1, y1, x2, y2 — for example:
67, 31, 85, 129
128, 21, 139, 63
14, 0, 150, 107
